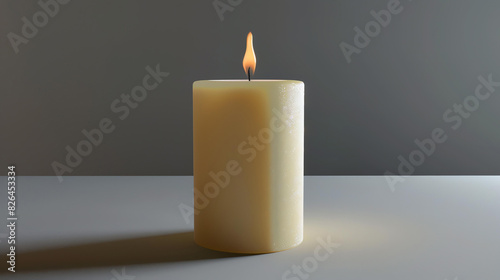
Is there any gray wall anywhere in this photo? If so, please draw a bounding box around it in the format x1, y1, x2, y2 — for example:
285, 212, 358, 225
2, 0, 500, 176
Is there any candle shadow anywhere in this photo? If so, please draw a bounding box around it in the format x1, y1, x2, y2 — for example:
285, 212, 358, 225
9, 231, 251, 272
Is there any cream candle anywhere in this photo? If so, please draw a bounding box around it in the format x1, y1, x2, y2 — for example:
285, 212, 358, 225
193, 33, 304, 253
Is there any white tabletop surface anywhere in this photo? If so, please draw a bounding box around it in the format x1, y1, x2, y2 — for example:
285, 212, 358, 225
1, 176, 499, 280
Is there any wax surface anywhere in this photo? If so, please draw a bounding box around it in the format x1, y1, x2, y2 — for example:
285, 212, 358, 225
193, 80, 304, 253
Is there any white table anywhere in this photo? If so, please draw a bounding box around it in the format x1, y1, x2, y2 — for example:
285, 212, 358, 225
1, 176, 499, 280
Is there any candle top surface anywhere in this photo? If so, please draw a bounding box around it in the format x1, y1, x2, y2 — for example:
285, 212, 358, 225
196, 80, 302, 82
194, 80, 303, 88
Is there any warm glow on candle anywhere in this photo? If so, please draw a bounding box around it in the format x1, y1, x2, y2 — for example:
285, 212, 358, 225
242, 32, 256, 76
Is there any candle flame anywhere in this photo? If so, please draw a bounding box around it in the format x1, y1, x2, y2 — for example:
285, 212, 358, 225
242, 32, 256, 76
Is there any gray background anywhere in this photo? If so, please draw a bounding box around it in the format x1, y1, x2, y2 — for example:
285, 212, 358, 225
1, 0, 500, 176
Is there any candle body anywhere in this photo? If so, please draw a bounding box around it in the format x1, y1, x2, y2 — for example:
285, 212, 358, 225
193, 80, 304, 253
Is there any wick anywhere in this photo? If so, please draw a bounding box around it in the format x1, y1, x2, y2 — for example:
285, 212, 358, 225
247, 67, 251, 81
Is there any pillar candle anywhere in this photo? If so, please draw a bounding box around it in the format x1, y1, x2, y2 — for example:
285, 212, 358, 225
192, 33, 304, 253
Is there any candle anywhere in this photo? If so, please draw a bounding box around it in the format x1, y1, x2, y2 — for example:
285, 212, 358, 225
193, 32, 304, 253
